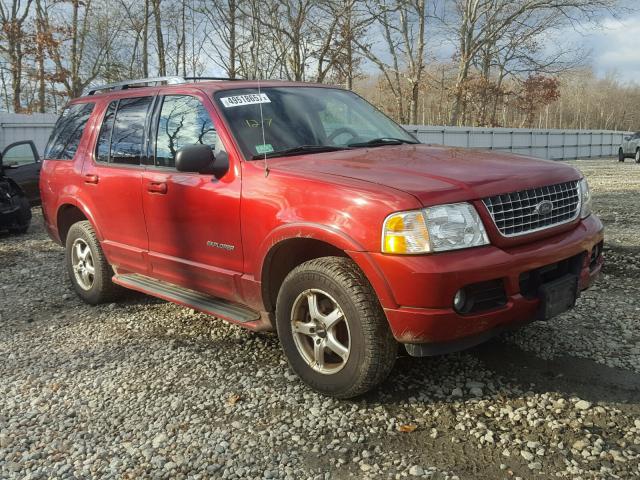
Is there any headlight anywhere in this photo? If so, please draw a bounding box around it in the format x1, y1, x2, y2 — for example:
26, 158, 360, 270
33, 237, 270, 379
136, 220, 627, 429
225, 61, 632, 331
382, 202, 489, 254
579, 178, 592, 219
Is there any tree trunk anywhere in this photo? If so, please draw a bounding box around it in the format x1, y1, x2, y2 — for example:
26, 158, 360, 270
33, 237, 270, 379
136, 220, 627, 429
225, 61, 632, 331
143, 0, 149, 77
35, 0, 46, 112
152, 0, 165, 76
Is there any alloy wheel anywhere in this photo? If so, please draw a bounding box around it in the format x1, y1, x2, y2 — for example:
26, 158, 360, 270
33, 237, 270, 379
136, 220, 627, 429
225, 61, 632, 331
71, 238, 95, 290
290, 289, 351, 375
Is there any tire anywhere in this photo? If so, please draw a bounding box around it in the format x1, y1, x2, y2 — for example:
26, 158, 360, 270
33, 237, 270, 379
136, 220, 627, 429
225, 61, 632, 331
275, 257, 397, 398
618, 148, 625, 162
636, 149, 640, 164
65, 220, 122, 304
8, 196, 31, 234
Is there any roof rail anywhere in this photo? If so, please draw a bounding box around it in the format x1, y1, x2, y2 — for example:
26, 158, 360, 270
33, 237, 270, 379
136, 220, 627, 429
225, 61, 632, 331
84, 76, 243, 96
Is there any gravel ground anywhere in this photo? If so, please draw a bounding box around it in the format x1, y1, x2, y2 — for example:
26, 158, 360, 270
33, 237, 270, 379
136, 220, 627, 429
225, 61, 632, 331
1, 158, 639, 480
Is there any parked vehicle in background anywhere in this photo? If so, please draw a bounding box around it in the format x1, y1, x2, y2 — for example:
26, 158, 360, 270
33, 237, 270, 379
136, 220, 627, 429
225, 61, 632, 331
40, 77, 604, 398
0, 141, 35, 233
1, 140, 41, 204
618, 132, 640, 163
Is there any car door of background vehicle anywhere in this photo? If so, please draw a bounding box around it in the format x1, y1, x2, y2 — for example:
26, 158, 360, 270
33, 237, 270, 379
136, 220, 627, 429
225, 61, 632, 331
81, 95, 153, 274
142, 92, 243, 301
2, 141, 41, 204
631, 132, 640, 154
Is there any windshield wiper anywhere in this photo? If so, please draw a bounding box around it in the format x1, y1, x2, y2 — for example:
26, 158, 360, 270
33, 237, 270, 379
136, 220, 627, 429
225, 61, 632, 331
251, 145, 351, 160
348, 137, 420, 147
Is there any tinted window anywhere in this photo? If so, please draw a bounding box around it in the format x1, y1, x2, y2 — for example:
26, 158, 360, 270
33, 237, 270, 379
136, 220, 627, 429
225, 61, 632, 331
96, 102, 117, 163
155, 95, 218, 168
44, 103, 94, 160
109, 97, 153, 165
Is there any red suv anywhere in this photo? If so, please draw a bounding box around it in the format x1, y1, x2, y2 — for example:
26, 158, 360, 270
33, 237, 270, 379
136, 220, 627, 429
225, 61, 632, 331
40, 77, 604, 398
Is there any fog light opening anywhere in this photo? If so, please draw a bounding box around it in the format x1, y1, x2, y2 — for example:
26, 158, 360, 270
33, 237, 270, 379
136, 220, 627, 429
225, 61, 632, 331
453, 289, 467, 313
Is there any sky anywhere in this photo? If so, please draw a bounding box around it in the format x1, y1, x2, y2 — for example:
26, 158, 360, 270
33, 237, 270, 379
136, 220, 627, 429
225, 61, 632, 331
580, 13, 640, 83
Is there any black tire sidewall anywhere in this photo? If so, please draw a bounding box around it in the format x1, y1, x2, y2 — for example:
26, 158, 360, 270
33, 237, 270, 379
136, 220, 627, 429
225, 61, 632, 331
9, 196, 31, 234
65, 222, 109, 304
276, 269, 368, 396
619, 149, 625, 162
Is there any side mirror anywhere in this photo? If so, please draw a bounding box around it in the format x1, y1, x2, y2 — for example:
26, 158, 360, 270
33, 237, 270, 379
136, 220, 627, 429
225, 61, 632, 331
175, 144, 229, 179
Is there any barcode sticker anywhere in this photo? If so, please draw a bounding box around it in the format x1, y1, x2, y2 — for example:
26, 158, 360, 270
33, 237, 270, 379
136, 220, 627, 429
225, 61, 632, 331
221, 93, 271, 108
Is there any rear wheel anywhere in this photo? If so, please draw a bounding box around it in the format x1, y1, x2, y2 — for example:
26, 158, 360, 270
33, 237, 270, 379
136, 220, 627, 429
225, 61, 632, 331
635, 148, 640, 164
618, 148, 625, 162
276, 257, 397, 398
65, 221, 122, 304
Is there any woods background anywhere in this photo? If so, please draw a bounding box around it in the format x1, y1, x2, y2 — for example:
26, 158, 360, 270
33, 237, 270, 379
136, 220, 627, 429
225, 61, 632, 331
1, 0, 638, 131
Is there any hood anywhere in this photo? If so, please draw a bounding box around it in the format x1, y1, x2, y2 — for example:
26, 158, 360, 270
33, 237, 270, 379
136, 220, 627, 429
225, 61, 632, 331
271, 144, 582, 206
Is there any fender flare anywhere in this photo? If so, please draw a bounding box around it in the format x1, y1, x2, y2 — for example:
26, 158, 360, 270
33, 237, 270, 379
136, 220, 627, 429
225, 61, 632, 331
254, 222, 366, 280
254, 222, 397, 309
55, 195, 105, 243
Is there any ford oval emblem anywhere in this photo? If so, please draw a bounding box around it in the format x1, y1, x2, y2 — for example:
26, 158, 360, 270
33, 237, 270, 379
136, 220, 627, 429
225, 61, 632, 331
534, 200, 553, 216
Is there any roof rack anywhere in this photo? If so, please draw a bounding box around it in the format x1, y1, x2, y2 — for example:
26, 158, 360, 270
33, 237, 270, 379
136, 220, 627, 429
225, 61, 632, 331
85, 76, 242, 96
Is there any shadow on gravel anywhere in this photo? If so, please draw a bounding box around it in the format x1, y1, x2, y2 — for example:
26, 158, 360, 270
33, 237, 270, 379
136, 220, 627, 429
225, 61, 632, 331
366, 338, 640, 406
472, 338, 640, 404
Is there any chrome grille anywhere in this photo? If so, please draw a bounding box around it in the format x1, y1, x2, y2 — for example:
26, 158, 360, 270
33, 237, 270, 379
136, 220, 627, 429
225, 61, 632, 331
483, 181, 580, 237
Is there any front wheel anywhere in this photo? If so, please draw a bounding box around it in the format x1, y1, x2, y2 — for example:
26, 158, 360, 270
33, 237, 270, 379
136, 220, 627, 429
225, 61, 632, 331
65, 220, 122, 304
276, 257, 397, 398
618, 148, 625, 162
635, 149, 640, 164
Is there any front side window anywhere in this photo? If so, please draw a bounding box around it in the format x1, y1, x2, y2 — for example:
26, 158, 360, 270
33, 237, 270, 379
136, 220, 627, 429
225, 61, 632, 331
2, 142, 38, 167
44, 102, 94, 160
155, 95, 218, 168
214, 87, 417, 159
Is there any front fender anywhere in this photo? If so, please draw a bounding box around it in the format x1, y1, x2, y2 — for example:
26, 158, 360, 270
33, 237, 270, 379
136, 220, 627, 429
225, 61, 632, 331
254, 223, 398, 310
254, 222, 366, 280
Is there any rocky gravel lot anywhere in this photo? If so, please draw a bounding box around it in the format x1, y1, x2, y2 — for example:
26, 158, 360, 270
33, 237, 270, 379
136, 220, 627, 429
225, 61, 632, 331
1, 158, 639, 480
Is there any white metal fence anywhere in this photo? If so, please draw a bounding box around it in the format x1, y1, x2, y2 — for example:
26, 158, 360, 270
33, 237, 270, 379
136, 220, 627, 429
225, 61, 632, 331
0, 113, 58, 156
404, 125, 629, 160
0, 113, 629, 161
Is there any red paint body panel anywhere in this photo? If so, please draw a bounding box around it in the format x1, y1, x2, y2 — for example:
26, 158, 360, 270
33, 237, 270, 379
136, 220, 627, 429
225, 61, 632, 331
40, 80, 605, 349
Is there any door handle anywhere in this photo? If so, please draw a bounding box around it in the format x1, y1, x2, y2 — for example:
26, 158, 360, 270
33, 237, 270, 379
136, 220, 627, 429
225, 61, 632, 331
84, 174, 99, 184
147, 181, 168, 194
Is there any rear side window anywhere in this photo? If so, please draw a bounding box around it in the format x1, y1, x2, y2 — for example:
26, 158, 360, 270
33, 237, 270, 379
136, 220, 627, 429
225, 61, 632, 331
95, 96, 152, 165
44, 103, 94, 160
96, 102, 116, 163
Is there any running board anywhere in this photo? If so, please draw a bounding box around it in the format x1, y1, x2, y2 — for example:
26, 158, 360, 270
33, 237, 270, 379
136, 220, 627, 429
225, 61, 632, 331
113, 273, 261, 324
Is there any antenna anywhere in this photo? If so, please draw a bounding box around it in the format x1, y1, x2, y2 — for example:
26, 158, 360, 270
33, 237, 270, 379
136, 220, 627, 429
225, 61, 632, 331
256, 78, 269, 177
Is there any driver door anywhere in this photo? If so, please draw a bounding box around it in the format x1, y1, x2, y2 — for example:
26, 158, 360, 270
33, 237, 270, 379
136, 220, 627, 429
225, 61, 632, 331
2, 141, 41, 204
142, 92, 243, 301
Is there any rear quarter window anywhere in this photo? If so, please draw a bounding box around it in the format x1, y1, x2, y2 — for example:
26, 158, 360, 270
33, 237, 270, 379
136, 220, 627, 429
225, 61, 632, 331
44, 103, 95, 160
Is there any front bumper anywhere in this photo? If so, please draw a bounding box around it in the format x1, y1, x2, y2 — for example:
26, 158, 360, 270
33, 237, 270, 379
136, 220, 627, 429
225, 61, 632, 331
351, 215, 604, 353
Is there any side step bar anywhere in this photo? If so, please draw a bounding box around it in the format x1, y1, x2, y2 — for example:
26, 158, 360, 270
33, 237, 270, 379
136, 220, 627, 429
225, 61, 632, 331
113, 273, 261, 324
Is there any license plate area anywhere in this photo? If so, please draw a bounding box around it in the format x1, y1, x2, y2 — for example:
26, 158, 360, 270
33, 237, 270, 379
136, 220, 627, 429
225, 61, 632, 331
537, 274, 578, 321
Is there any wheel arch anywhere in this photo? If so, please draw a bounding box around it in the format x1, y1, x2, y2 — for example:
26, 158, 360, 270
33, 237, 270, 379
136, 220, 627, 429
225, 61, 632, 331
56, 202, 101, 245
260, 236, 348, 313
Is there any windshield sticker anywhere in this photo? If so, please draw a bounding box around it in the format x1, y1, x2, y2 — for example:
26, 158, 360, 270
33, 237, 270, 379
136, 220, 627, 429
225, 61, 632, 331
221, 93, 271, 108
245, 118, 272, 128
255, 143, 274, 154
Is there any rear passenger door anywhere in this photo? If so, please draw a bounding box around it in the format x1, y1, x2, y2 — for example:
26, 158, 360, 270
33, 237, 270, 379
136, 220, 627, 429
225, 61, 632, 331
82, 95, 154, 274
141, 92, 243, 300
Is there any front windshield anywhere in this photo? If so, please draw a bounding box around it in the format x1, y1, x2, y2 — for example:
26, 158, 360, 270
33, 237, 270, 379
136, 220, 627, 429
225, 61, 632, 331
214, 87, 418, 159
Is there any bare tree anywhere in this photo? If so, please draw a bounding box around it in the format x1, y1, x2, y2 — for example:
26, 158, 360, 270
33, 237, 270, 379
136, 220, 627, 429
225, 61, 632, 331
445, 0, 619, 126
356, 0, 428, 124
0, 0, 33, 112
